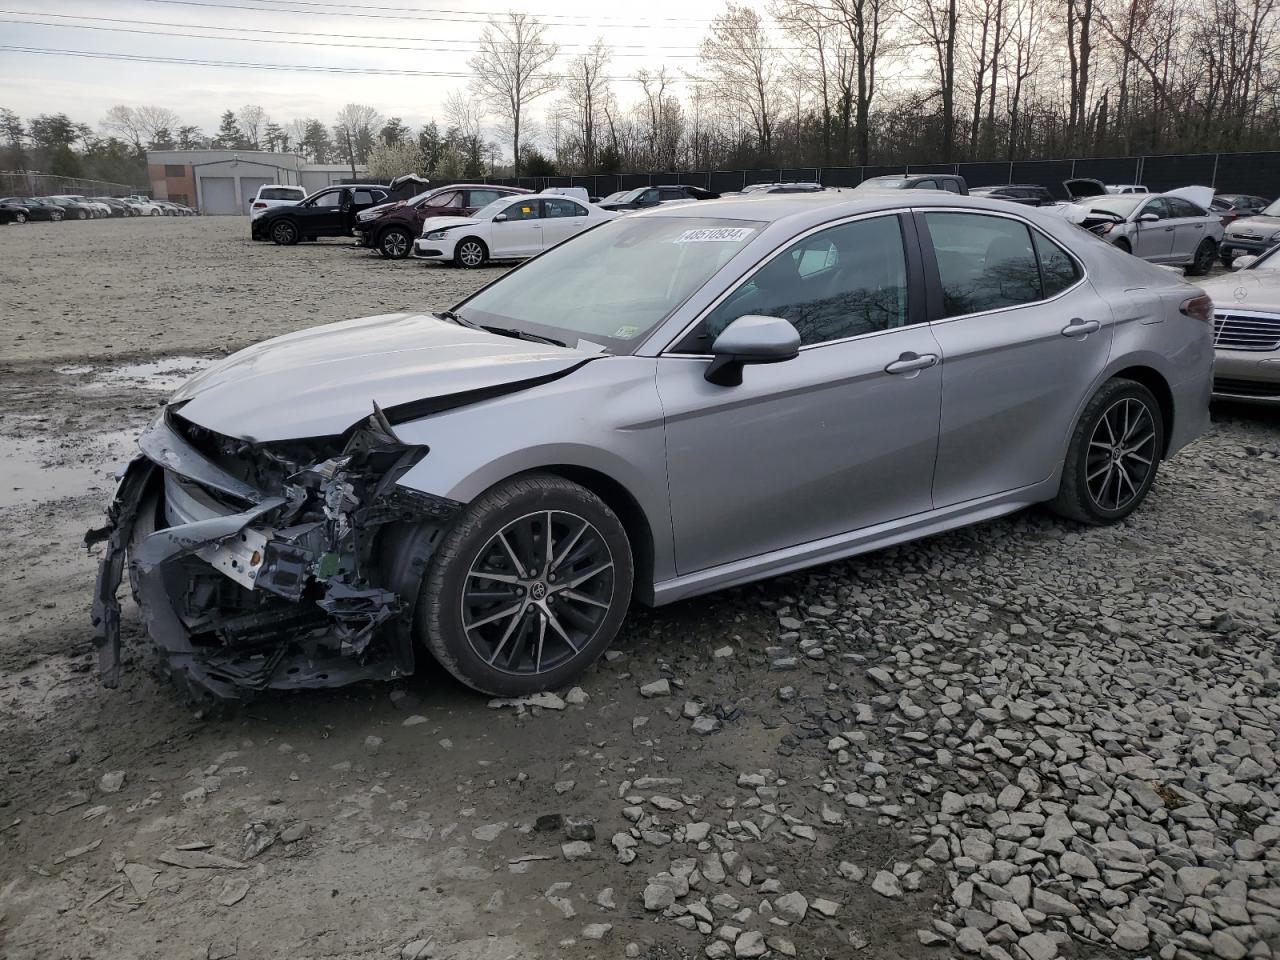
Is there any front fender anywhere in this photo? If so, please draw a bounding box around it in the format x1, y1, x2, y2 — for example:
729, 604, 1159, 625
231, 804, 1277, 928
390, 357, 676, 584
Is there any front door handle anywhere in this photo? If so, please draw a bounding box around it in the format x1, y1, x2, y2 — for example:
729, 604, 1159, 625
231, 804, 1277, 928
1062, 318, 1101, 338
884, 352, 939, 375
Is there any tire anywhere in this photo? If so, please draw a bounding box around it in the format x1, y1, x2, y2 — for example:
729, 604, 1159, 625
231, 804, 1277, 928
270, 220, 300, 245
52, 212, 63, 222
150, 209, 161, 217
1112, 237, 1132, 255
1050, 378, 1164, 525
455, 237, 488, 268
76, 209, 88, 220
1185, 239, 1216, 277
417, 474, 634, 696
13, 211, 26, 224
377, 226, 413, 260
1220, 251, 1235, 268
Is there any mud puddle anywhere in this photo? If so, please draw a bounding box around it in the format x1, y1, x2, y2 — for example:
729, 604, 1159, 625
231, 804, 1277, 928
1, 429, 137, 509
57, 355, 212, 395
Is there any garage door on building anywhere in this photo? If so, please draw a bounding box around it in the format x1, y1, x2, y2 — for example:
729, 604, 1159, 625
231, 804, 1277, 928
200, 177, 238, 216
239, 177, 273, 215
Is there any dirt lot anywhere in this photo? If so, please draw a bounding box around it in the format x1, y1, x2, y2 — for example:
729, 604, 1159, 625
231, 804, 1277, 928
0, 217, 1277, 960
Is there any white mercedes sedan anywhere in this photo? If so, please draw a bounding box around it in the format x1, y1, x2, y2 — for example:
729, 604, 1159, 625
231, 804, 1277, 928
415, 194, 616, 268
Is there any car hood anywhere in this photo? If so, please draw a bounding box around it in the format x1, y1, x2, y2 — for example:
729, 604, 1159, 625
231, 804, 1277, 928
1163, 185, 1214, 209
1226, 215, 1280, 237
361, 199, 406, 220
169, 313, 589, 442
421, 216, 481, 233
1199, 267, 1280, 313
1063, 178, 1107, 199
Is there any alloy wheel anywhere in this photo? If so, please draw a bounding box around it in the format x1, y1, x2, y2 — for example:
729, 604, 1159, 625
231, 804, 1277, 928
1085, 397, 1157, 512
460, 510, 615, 676
14, 212, 25, 224
382, 230, 410, 258
459, 241, 484, 267
271, 222, 297, 244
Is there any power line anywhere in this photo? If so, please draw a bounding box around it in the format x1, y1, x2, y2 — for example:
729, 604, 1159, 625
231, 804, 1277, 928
0, 43, 715, 81
0, 14, 709, 57
0, 8, 717, 50
134, 0, 722, 28
192, 0, 718, 23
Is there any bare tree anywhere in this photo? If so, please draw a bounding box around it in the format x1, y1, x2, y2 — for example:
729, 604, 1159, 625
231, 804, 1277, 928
699, 5, 780, 161
237, 104, 267, 149
101, 105, 146, 155
561, 40, 611, 170
468, 13, 559, 176
332, 103, 383, 174
445, 88, 485, 174
907, 0, 960, 160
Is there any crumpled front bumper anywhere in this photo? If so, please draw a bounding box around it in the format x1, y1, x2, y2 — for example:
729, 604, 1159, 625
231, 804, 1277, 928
86, 411, 460, 698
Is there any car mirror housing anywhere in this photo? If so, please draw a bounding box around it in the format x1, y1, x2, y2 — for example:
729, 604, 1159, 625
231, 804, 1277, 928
1137, 213, 1159, 223
705, 315, 801, 386
1232, 255, 1258, 270
493, 213, 508, 222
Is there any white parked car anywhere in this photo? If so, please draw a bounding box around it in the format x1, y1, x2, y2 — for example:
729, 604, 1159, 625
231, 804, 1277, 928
415, 193, 616, 268
123, 195, 167, 216
1107, 184, 1150, 195
249, 184, 307, 221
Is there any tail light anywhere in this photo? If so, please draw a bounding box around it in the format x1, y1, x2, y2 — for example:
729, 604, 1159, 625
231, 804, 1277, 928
253, 201, 267, 209
1180, 294, 1213, 322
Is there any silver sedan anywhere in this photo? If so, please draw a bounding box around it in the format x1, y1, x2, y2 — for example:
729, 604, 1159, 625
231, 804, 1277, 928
90, 193, 1213, 699
1073, 193, 1223, 274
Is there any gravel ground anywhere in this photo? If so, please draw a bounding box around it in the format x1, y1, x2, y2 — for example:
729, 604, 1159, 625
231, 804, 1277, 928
0, 216, 1277, 960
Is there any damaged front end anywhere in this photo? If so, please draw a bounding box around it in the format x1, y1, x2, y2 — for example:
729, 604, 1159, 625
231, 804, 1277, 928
87, 407, 460, 698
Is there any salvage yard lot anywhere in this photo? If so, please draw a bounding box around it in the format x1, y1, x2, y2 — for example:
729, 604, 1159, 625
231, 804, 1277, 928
0, 216, 1277, 960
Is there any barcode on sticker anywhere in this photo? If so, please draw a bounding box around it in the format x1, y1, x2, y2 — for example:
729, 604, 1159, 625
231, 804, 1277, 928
673, 227, 755, 244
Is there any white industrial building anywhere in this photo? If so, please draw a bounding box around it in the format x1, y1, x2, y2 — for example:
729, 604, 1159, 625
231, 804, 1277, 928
146, 150, 368, 215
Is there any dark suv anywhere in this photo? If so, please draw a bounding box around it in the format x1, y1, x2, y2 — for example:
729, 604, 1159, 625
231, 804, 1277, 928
598, 184, 719, 211
969, 184, 1056, 206
252, 184, 390, 245
355, 184, 530, 259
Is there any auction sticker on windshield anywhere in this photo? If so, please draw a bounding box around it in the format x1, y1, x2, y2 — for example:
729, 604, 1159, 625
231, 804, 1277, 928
674, 227, 756, 244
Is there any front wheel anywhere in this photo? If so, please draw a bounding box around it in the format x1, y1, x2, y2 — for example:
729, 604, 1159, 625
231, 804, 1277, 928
150, 209, 161, 217
417, 474, 634, 696
13, 211, 26, 224
377, 226, 413, 260
270, 220, 300, 245
76, 209, 88, 220
1051, 379, 1163, 525
455, 237, 487, 268
1185, 239, 1216, 277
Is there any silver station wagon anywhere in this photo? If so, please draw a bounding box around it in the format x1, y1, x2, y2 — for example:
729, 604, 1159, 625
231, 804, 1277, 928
90, 193, 1214, 700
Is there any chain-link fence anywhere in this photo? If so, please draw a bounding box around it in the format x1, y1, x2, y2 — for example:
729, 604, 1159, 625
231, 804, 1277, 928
0, 171, 144, 198
456, 150, 1280, 202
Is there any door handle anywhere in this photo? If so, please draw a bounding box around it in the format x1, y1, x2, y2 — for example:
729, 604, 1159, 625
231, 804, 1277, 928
884, 352, 939, 374
1164, 226, 1175, 232
1062, 318, 1101, 338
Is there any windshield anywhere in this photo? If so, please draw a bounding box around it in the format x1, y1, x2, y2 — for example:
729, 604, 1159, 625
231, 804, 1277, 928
1078, 196, 1143, 217
1260, 199, 1280, 217
455, 216, 765, 353
599, 192, 627, 204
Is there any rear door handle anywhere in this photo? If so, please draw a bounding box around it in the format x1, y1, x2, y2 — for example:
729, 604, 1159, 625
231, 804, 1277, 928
1062, 318, 1101, 338
884, 352, 939, 375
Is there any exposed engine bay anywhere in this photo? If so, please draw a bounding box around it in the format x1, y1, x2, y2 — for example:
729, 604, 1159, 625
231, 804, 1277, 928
86, 406, 461, 699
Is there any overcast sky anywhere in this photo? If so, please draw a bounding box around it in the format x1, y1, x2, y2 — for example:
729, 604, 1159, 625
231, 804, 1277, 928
0, 0, 733, 136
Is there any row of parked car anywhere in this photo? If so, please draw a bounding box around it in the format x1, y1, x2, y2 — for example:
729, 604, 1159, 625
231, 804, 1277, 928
0, 193, 192, 223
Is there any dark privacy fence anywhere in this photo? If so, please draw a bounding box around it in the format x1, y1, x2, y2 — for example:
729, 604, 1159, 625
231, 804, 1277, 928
464, 151, 1280, 200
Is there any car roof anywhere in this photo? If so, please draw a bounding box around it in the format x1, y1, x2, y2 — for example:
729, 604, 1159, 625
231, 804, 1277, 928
629, 190, 1048, 227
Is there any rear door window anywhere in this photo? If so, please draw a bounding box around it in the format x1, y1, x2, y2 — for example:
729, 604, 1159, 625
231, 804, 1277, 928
924, 212, 1043, 317
466, 189, 504, 207
913, 180, 939, 190
941, 179, 963, 194
1033, 232, 1082, 297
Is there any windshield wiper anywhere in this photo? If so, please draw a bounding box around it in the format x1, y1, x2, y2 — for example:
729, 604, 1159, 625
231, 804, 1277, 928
478, 324, 569, 348
435, 309, 477, 327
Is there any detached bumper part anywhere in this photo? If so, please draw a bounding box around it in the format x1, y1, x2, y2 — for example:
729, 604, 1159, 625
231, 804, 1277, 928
86, 411, 461, 698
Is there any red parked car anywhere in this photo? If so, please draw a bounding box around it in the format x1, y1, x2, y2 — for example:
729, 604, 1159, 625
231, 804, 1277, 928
354, 184, 531, 259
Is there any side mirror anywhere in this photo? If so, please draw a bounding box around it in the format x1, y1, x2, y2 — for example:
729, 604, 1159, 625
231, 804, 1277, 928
1137, 213, 1159, 223
705, 315, 801, 386
1232, 255, 1258, 270
494, 213, 508, 222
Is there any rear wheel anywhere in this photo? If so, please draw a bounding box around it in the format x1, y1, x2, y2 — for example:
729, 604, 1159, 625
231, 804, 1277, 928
455, 237, 487, 268
1185, 239, 1216, 277
270, 220, 300, 245
378, 226, 413, 260
1051, 379, 1163, 525
149, 208, 161, 217
417, 474, 633, 696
